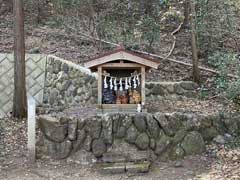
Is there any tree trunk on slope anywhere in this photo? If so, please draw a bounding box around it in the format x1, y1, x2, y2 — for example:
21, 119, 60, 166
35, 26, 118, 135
190, 0, 200, 83
12, 0, 27, 119
183, 0, 190, 28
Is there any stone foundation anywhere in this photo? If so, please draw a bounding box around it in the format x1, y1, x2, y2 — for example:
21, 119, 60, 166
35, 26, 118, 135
37, 112, 240, 163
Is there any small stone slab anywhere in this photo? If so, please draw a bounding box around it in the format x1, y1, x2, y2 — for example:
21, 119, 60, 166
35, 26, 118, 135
126, 161, 151, 174
97, 163, 126, 174
96, 161, 151, 174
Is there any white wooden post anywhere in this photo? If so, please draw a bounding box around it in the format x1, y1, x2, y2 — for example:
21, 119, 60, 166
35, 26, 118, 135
27, 95, 36, 163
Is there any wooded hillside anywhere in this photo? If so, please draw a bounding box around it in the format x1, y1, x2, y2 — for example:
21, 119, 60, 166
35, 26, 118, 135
0, 0, 240, 100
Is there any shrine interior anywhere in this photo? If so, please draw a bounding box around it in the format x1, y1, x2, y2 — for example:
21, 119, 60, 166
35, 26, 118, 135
102, 69, 142, 104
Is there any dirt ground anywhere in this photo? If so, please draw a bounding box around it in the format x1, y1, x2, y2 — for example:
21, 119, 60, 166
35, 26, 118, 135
0, 155, 220, 180
1, 118, 239, 180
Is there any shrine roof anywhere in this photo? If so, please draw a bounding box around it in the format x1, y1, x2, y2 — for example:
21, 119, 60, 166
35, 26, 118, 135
84, 46, 160, 70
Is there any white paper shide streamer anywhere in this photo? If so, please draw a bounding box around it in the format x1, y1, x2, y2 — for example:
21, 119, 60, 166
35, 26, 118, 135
125, 77, 129, 90
119, 78, 123, 91
128, 77, 132, 88
133, 76, 137, 89
136, 75, 140, 86
114, 78, 117, 91
110, 77, 113, 90
102, 73, 141, 91
104, 76, 108, 89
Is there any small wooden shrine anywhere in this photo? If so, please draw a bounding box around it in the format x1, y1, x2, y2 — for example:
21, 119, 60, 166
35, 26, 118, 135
84, 46, 159, 111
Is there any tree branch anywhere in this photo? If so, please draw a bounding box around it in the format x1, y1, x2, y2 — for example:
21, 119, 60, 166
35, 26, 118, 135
63, 24, 238, 79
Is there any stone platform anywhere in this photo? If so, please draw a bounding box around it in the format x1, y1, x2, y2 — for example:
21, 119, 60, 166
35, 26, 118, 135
37, 111, 240, 168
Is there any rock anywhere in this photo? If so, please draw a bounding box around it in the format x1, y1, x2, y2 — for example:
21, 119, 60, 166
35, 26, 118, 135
145, 88, 151, 96
184, 91, 197, 98
77, 118, 86, 130
155, 134, 172, 156
38, 115, 67, 143
151, 85, 165, 95
92, 139, 107, 158
172, 129, 187, 145
121, 115, 133, 129
62, 80, 72, 91
180, 81, 198, 90
72, 130, 87, 152
154, 112, 182, 136
181, 131, 205, 155
169, 144, 185, 160
53, 140, 72, 159
166, 84, 174, 94
115, 126, 127, 139
146, 114, 160, 138
174, 161, 183, 168
212, 115, 227, 134
49, 88, 58, 105
53, 60, 62, 73
110, 140, 149, 162
83, 135, 92, 152
68, 149, 97, 165
182, 113, 201, 131
200, 127, 219, 141
101, 116, 113, 144
62, 63, 69, 73
174, 84, 185, 95
149, 138, 156, 150
97, 163, 126, 174
101, 128, 113, 145
112, 114, 127, 139
112, 114, 121, 133
224, 133, 234, 141
126, 161, 151, 173
68, 118, 78, 140
213, 135, 226, 144
135, 133, 149, 150
222, 116, 239, 136
56, 82, 62, 91
133, 113, 147, 132
125, 125, 139, 144
85, 118, 102, 139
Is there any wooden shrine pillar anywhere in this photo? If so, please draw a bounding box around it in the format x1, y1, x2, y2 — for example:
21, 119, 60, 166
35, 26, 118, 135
141, 66, 145, 105
98, 66, 102, 106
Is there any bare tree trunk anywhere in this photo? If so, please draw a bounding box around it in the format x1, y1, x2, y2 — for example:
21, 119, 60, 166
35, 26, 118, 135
13, 0, 27, 119
183, 0, 190, 28
190, 0, 200, 84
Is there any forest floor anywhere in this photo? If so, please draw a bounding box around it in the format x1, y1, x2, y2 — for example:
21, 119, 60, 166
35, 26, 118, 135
0, 118, 240, 180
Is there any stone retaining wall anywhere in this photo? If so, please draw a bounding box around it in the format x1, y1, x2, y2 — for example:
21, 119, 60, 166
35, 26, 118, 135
43, 56, 98, 107
146, 81, 198, 102
43, 56, 199, 108
42, 56, 199, 109
37, 112, 240, 163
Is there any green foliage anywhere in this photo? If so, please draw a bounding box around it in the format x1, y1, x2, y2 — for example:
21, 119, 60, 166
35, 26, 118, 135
199, 85, 209, 100
136, 16, 161, 52
195, 0, 238, 56
39, 0, 173, 51
207, 51, 240, 103
226, 80, 240, 101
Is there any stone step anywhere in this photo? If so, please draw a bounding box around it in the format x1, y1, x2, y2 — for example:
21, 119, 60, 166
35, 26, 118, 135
96, 161, 151, 174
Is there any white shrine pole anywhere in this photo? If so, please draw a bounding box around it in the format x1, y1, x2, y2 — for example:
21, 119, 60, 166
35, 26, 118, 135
27, 95, 36, 163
